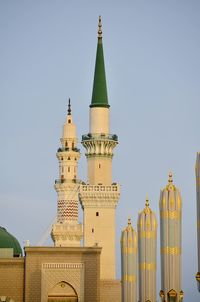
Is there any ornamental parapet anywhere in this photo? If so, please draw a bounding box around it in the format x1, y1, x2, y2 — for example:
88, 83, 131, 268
52, 223, 82, 234
57, 147, 80, 153
82, 133, 118, 142
79, 184, 120, 208
55, 179, 83, 185
82, 133, 118, 157
51, 223, 83, 243
80, 184, 119, 192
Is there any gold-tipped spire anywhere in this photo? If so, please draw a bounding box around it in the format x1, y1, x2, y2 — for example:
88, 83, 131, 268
68, 98, 71, 115
168, 171, 173, 183
128, 217, 131, 225
98, 15, 102, 39
145, 195, 149, 207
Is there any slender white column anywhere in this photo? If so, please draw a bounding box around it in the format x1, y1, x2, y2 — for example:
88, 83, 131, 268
121, 218, 137, 302
138, 197, 157, 302
79, 17, 120, 280
51, 100, 82, 247
159, 173, 184, 302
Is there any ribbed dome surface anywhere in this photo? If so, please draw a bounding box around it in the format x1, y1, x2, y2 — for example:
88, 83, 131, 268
0, 226, 22, 256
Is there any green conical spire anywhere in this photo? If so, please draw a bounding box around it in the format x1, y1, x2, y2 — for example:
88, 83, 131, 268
90, 16, 109, 108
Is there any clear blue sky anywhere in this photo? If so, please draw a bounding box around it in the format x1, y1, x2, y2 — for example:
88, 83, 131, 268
0, 1, 200, 300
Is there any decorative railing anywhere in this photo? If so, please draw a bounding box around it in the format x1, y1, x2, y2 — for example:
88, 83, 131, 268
80, 184, 120, 193
55, 179, 84, 184
57, 147, 80, 152
82, 133, 118, 142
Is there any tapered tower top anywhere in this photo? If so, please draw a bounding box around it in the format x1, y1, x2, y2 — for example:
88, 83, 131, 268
165, 171, 177, 191
68, 98, 71, 115
90, 16, 109, 108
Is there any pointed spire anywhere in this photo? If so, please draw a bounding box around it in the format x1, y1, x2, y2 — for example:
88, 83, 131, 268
68, 98, 71, 115
90, 16, 109, 108
128, 216, 131, 225
98, 16, 102, 39
145, 195, 149, 207
168, 171, 173, 183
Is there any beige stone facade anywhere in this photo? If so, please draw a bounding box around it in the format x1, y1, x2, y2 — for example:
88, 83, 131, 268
100, 280, 121, 302
0, 258, 24, 302
0, 246, 102, 302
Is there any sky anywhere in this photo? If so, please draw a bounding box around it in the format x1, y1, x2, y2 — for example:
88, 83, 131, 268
0, 0, 200, 300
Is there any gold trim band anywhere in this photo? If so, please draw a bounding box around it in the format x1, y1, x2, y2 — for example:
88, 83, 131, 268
123, 275, 136, 282
122, 247, 137, 254
161, 247, 181, 255
139, 230, 156, 238
160, 210, 181, 219
139, 262, 156, 270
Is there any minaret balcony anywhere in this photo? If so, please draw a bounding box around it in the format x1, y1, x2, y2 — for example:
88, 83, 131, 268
80, 184, 120, 192
57, 147, 80, 153
79, 184, 120, 209
55, 178, 83, 184
82, 133, 118, 157
82, 133, 118, 142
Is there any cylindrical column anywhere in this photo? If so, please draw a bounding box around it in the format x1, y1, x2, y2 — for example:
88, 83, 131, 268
196, 152, 200, 291
121, 218, 137, 302
138, 197, 157, 302
159, 173, 184, 302
51, 100, 82, 247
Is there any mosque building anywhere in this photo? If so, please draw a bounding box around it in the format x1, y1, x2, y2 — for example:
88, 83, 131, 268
0, 17, 120, 302
0, 16, 198, 302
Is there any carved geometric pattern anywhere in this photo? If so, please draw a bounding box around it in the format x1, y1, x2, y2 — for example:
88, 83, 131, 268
82, 137, 118, 157
57, 199, 78, 222
41, 263, 84, 302
79, 185, 120, 209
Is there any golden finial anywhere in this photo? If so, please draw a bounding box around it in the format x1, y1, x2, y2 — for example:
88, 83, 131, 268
128, 217, 131, 225
98, 15, 102, 39
145, 195, 149, 207
168, 171, 173, 183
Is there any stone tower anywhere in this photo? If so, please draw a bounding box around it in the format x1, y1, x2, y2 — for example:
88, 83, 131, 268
137, 197, 157, 302
79, 16, 120, 280
51, 100, 82, 247
159, 173, 184, 302
196, 152, 200, 291
121, 218, 137, 302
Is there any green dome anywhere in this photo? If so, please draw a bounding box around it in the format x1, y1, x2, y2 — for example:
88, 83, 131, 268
0, 226, 22, 257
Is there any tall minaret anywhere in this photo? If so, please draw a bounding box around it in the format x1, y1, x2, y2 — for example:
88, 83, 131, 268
51, 99, 82, 247
196, 152, 200, 291
137, 196, 157, 302
121, 218, 137, 302
79, 16, 120, 280
159, 173, 184, 302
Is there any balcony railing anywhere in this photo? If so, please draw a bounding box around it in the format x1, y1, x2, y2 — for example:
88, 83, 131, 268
80, 184, 120, 193
55, 179, 85, 185
82, 133, 118, 142
57, 147, 80, 153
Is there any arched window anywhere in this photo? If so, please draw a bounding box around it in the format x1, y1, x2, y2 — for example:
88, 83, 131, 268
48, 281, 78, 302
